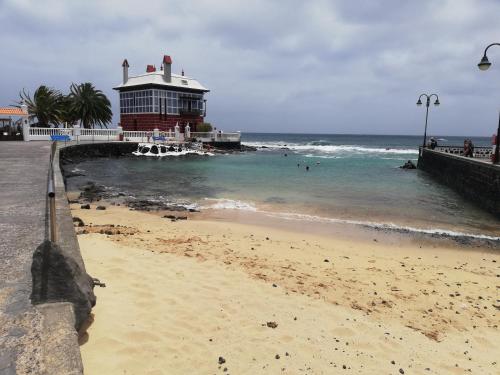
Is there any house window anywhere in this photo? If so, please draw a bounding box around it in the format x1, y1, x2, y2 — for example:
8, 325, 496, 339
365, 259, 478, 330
120, 89, 204, 115
119, 89, 154, 114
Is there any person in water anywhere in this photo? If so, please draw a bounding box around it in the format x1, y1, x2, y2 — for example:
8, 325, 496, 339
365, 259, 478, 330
306, 166, 310, 171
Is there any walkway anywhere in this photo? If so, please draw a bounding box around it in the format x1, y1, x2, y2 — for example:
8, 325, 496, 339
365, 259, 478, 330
0, 142, 84, 375
0, 142, 51, 374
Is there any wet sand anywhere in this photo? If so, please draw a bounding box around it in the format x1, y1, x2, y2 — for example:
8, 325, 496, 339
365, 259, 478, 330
74, 204, 499, 374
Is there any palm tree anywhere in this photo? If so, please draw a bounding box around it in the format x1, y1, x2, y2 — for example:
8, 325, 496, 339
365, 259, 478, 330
58, 95, 78, 127
19, 86, 63, 127
68, 83, 112, 129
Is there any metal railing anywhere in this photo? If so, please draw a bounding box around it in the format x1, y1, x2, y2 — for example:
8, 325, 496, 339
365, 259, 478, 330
48, 141, 57, 243
434, 145, 493, 159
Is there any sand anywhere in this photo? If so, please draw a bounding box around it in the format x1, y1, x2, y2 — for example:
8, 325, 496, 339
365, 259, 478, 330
74, 204, 499, 374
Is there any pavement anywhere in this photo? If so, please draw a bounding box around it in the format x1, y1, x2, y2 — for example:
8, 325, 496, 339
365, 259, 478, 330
0, 142, 83, 375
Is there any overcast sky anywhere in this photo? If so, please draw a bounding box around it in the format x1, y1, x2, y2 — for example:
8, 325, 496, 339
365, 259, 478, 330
1, 0, 500, 135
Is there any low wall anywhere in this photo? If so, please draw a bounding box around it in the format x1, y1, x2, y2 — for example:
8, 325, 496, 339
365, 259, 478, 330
30, 147, 97, 329
60, 142, 138, 162
418, 148, 500, 217
59, 141, 245, 161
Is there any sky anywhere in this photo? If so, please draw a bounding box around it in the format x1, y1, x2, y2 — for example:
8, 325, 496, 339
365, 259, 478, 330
1, 0, 500, 136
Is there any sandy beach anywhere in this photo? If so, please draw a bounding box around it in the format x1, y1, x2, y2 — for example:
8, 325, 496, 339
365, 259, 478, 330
74, 203, 499, 374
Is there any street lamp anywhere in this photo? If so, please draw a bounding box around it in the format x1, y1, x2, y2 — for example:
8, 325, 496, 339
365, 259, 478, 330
477, 42, 500, 164
417, 93, 440, 148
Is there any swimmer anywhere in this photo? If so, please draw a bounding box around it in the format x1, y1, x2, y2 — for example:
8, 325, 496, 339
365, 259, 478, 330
316, 161, 320, 165
297, 163, 300, 167
306, 166, 310, 171
284, 153, 288, 157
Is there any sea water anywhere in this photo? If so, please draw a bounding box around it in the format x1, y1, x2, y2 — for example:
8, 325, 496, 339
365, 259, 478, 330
66, 133, 500, 239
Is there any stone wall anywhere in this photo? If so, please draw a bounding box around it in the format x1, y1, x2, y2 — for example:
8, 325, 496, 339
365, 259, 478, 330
60, 142, 138, 162
418, 148, 500, 218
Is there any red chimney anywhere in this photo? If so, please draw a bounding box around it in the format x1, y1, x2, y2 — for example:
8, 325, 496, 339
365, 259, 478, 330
163, 55, 172, 64
146, 64, 156, 73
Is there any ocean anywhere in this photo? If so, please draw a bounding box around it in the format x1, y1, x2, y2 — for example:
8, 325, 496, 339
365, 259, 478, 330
65, 133, 500, 240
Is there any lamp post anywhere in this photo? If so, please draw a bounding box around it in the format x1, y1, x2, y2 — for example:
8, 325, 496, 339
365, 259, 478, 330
417, 93, 440, 148
477, 43, 500, 164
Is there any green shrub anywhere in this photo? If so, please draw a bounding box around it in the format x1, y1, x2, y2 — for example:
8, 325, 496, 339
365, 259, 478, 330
196, 122, 213, 132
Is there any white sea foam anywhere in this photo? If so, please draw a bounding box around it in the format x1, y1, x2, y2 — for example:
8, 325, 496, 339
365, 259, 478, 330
205, 198, 258, 211
244, 142, 418, 155
304, 154, 343, 159
268, 212, 500, 241
204, 198, 500, 241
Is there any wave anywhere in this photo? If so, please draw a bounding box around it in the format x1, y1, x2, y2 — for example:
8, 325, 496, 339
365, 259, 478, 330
244, 142, 418, 155
205, 198, 257, 211
271, 212, 500, 242
203, 198, 500, 242
304, 154, 343, 159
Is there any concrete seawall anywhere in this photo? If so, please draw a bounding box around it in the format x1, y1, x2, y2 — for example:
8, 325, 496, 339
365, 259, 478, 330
0, 142, 96, 375
418, 148, 500, 218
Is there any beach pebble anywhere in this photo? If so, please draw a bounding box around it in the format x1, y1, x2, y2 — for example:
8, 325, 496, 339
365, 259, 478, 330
266, 321, 278, 328
80, 204, 90, 209
324, 259, 329, 262
96, 206, 106, 210
399, 369, 405, 374
275, 354, 280, 359
218, 356, 226, 365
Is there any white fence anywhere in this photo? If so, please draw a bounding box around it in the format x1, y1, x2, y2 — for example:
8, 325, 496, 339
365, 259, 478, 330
28, 127, 73, 140
26, 126, 241, 143
190, 132, 241, 142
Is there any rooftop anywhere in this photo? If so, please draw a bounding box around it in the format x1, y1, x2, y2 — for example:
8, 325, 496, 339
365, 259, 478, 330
0, 107, 27, 116
114, 72, 209, 92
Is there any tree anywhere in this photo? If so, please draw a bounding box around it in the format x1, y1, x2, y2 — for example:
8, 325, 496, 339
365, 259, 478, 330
19, 86, 63, 127
68, 82, 112, 129
58, 95, 78, 127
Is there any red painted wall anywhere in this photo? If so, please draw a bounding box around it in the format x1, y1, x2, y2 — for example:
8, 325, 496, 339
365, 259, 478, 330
120, 114, 204, 132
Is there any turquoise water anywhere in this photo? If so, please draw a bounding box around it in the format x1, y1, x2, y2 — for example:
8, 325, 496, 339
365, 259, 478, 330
66, 133, 500, 238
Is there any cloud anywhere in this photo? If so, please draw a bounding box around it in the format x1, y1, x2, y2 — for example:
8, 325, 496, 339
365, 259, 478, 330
0, 0, 499, 136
